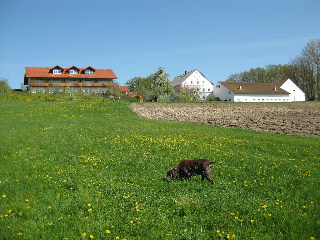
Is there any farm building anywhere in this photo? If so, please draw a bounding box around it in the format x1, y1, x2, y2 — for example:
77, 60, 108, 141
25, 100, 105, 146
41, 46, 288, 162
172, 70, 214, 100
24, 65, 118, 93
213, 79, 305, 102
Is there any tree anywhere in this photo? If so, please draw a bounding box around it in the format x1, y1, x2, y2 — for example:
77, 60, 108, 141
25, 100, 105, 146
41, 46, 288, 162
150, 66, 174, 102
174, 83, 200, 102
0, 78, 11, 96
125, 67, 174, 102
300, 39, 320, 100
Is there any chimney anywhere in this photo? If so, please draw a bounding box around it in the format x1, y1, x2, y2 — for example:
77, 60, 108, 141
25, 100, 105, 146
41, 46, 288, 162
274, 86, 277, 91
239, 85, 242, 90
185, 71, 187, 75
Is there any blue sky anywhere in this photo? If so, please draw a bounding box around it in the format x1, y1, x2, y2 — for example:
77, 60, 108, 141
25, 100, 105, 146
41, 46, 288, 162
1, 0, 320, 89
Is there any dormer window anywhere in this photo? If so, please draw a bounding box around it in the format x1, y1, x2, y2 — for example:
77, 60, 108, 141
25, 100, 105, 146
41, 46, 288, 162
85, 70, 94, 75
53, 69, 61, 74
69, 70, 78, 74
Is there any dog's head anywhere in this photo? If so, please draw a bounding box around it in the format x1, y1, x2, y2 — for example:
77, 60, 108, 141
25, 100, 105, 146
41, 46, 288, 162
164, 168, 178, 181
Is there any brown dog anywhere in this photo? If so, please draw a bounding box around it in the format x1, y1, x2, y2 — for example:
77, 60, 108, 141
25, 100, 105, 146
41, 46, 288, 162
164, 159, 216, 185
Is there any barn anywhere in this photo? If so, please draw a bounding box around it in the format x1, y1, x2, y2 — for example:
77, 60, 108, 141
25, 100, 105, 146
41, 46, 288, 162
213, 79, 305, 102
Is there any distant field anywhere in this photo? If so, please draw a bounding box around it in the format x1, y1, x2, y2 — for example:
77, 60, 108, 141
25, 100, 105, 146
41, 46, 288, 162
131, 102, 320, 137
0, 100, 319, 239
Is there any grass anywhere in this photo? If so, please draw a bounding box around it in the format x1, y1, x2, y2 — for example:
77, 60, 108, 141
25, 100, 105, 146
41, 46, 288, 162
0, 98, 319, 239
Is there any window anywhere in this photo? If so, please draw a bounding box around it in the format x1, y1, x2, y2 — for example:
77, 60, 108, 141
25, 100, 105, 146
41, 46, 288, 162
35, 79, 43, 82
190, 81, 193, 84
85, 70, 94, 75
53, 69, 61, 74
69, 70, 78, 74
100, 80, 107, 83
208, 89, 210, 92
229, 91, 231, 94
85, 80, 92, 83
52, 79, 60, 83
203, 88, 205, 92
52, 88, 60, 93
197, 81, 199, 84
69, 80, 76, 83
35, 89, 44, 93
85, 88, 92, 93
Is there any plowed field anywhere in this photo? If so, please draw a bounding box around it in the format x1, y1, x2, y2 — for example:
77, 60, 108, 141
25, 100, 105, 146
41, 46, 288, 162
130, 102, 320, 137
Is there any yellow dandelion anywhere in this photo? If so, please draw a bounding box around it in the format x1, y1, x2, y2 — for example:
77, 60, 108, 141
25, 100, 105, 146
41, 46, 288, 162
48, 206, 51, 209
251, 220, 255, 223
88, 203, 91, 207
82, 233, 87, 237
90, 235, 94, 239
2, 195, 6, 198
106, 230, 110, 233
88, 208, 92, 212
17, 232, 22, 236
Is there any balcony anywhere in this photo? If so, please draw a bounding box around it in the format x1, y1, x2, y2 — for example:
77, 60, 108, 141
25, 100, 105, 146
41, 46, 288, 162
31, 82, 109, 87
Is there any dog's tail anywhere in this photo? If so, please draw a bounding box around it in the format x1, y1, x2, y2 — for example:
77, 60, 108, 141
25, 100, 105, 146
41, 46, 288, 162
209, 161, 217, 164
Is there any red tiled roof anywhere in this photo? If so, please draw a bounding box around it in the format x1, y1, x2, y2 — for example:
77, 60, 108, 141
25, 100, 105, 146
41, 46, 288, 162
120, 86, 130, 92
25, 66, 118, 79
219, 80, 290, 95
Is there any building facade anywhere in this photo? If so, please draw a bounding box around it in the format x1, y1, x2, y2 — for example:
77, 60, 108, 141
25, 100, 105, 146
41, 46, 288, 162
24, 65, 118, 93
171, 70, 214, 100
213, 79, 305, 102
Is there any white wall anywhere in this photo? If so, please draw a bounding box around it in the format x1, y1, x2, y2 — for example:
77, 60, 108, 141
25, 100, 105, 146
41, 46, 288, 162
280, 79, 305, 102
213, 82, 234, 101
234, 95, 290, 102
213, 82, 291, 102
183, 70, 214, 100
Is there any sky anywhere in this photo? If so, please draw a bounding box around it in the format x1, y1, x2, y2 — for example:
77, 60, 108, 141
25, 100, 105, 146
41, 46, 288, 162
1, 0, 320, 89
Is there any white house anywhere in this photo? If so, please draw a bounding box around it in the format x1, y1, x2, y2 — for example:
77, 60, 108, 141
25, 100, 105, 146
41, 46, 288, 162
171, 70, 214, 100
213, 79, 305, 102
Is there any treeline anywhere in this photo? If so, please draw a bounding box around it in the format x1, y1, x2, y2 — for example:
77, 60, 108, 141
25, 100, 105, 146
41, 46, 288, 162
227, 38, 320, 101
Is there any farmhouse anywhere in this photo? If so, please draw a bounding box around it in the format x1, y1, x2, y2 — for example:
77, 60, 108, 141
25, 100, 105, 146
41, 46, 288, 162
24, 65, 118, 93
213, 79, 305, 102
172, 70, 214, 100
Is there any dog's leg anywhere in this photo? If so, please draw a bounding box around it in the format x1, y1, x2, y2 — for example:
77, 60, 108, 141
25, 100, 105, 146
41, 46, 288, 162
204, 166, 215, 185
206, 177, 215, 185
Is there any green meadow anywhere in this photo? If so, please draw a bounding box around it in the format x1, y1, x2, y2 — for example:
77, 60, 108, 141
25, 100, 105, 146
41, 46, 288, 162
0, 98, 319, 239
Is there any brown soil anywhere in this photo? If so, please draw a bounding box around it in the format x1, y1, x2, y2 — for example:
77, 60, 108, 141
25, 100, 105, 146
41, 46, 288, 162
130, 102, 320, 137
